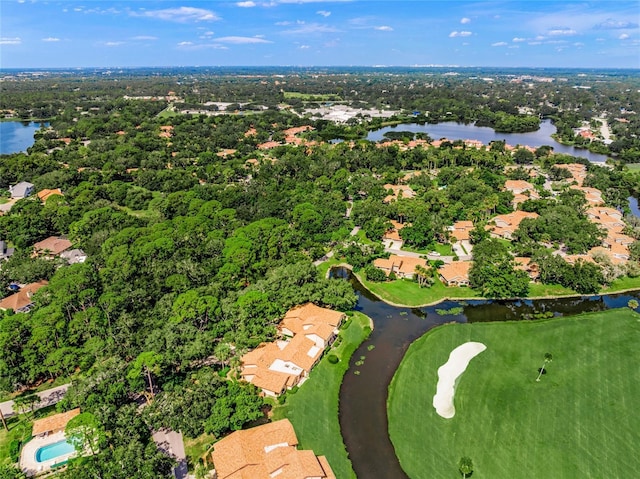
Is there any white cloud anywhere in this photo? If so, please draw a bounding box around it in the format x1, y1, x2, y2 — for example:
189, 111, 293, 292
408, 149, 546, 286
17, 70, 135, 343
528, 41, 542, 45
131, 35, 158, 41
214, 36, 272, 44
282, 23, 339, 34
299, 44, 310, 49
177, 41, 193, 46
596, 19, 639, 29
0, 37, 21, 45
317, 10, 331, 17
619, 33, 630, 40
512, 37, 526, 42
105, 41, 125, 46
548, 28, 577, 36
42, 37, 60, 42
132, 6, 219, 23
375, 26, 393, 31
237, 1, 256, 7
449, 31, 472, 38
492, 41, 508, 47
460, 17, 471, 24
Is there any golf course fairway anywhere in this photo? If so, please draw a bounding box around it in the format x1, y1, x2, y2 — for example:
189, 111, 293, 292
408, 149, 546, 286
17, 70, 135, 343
387, 308, 640, 478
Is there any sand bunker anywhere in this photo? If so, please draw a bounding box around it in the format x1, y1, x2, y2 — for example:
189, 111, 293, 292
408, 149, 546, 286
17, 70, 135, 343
433, 342, 487, 419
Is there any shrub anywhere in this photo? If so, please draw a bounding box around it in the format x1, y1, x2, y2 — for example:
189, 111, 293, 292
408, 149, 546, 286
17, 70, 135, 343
327, 354, 339, 364
365, 265, 387, 282
9, 439, 20, 462
388, 271, 397, 281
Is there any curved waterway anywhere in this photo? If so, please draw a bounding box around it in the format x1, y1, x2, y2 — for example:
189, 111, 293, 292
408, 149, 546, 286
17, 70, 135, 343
336, 267, 640, 479
366, 119, 610, 164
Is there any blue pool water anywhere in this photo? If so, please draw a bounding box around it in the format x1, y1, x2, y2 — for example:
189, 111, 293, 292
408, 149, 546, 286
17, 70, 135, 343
35, 439, 75, 462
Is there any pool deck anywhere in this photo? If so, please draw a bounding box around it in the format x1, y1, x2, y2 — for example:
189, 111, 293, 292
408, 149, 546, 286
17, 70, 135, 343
20, 431, 77, 477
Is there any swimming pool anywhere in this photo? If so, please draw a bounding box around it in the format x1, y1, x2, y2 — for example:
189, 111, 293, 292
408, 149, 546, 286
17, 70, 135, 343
35, 439, 75, 463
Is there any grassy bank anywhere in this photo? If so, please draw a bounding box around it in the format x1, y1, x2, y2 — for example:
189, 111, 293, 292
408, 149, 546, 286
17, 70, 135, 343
272, 311, 372, 479
358, 275, 480, 306
388, 309, 640, 478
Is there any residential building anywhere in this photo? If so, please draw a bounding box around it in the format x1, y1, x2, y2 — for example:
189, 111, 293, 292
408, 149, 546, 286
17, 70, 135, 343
553, 163, 587, 185
504, 180, 540, 207
514, 257, 540, 281
570, 185, 604, 206
209, 419, 335, 479
31, 408, 80, 437
449, 221, 474, 242
60, 248, 88, 265
383, 184, 416, 203
32, 236, 73, 258
37, 188, 64, 203
9, 181, 34, 199
240, 303, 344, 397
383, 220, 405, 249
373, 255, 428, 279
488, 211, 539, 240
0, 280, 48, 313
438, 261, 472, 287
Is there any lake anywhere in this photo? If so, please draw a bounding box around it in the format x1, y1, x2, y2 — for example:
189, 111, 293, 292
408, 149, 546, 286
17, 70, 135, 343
335, 267, 640, 479
0, 121, 48, 155
367, 119, 610, 164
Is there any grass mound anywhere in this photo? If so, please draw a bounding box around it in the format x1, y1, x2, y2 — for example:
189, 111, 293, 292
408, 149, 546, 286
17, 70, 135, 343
388, 309, 640, 478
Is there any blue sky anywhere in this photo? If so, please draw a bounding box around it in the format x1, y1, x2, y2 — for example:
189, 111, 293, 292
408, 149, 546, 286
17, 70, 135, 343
1, 1, 639, 68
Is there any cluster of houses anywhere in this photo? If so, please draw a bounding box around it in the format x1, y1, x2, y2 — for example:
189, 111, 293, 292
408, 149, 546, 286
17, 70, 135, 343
257, 125, 317, 150
371, 161, 635, 289
240, 303, 344, 398
0, 233, 86, 314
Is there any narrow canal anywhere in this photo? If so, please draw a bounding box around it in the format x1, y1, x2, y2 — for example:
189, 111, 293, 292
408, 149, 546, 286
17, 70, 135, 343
336, 268, 640, 478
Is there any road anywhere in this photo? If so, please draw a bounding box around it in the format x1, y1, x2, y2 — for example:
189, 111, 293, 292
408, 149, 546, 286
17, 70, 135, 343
0, 384, 69, 419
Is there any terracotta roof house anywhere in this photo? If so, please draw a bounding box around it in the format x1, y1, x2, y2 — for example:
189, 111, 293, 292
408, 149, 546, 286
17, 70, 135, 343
32, 236, 73, 258
554, 163, 587, 185
31, 408, 80, 437
438, 261, 472, 287
383, 184, 416, 203
570, 185, 604, 206
0, 280, 48, 313
240, 304, 344, 397
210, 419, 335, 479
488, 211, 539, 240
383, 220, 405, 248
258, 141, 281, 150
0, 240, 14, 261
504, 180, 540, 206
373, 255, 428, 279
514, 257, 540, 281
9, 181, 34, 199
449, 221, 474, 241
37, 188, 64, 202
586, 207, 625, 232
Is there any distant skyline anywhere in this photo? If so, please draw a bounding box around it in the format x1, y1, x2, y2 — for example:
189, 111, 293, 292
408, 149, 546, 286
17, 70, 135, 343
1, 1, 639, 69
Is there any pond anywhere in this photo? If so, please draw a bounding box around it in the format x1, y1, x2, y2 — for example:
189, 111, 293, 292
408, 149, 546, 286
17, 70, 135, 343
335, 267, 640, 479
0, 121, 48, 155
366, 119, 610, 164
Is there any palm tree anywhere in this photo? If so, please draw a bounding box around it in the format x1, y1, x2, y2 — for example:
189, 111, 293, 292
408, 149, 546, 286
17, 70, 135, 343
459, 456, 473, 478
536, 352, 553, 382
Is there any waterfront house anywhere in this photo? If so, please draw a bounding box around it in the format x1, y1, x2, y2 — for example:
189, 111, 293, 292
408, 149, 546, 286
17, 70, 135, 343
438, 261, 472, 287
209, 419, 335, 479
373, 255, 428, 279
240, 303, 344, 397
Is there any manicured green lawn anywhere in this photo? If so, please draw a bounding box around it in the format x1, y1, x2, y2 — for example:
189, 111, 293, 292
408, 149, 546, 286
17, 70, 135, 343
602, 275, 640, 292
272, 312, 372, 479
624, 163, 640, 172
402, 243, 453, 256
388, 309, 640, 479
316, 256, 344, 279
527, 282, 577, 297
358, 275, 479, 306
